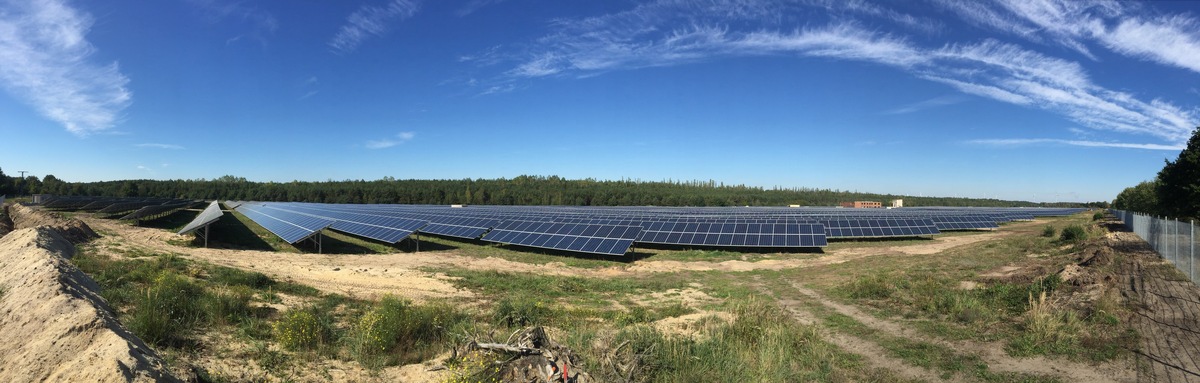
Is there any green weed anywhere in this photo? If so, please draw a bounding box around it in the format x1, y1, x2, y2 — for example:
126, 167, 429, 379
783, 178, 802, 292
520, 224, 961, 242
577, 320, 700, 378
273, 307, 334, 351
128, 272, 205, 347
349, 296, 468, 368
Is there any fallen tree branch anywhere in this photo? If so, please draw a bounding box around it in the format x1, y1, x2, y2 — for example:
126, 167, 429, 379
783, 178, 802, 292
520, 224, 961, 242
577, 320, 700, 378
471, 342, 542, 355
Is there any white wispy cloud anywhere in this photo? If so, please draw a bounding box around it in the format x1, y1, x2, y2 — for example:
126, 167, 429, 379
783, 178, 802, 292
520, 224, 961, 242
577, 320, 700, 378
1101, 15, 1200, 74
329, 0, 420, 54
456, 0, 508, 17
185, 0, 279, 46
935, 0, 1200, 76
136, 143, 185, 150
486, 0, 1197, 148
366, 131, 416, 149
883, 95, 966, 114
0, 0, 132, 135
969, 138, 1183, 151
297, 76, 319, 100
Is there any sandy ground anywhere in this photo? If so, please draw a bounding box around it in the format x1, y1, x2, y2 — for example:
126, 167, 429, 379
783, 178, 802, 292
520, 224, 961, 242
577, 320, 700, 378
0, 226, 176, 382
1113, 228, 1200, 382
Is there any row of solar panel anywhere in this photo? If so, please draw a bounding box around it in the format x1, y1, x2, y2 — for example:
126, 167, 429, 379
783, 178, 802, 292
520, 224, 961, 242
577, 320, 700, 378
231, 203, 847, 255
242, 202, 1012, 246
37, 198, 1077, 256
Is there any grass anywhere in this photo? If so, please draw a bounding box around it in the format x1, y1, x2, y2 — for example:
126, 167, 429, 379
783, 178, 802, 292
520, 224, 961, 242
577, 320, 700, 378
819, 309, 1061, 383
804, 212, 1136, 363
347, 296, 468, 368
442, 269, 688, 301
74, 242, 475, 375
589, 299, 881, 383
641, 248, 821, 263
67, 209, 1133, 380
419, 234, 624, 269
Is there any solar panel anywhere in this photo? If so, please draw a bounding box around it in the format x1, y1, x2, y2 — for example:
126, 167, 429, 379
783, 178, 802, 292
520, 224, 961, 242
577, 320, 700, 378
119, 201, 196, 221
236, 205, 332, 244
819, 218, 940, 238
925, 216, 1000, 230
419, 216, 500, 239
99, 199, 176, 214
483, 220, 641, 256
636, 219, 827, 247
257, 204, 428, 244
178, 201, 225, 235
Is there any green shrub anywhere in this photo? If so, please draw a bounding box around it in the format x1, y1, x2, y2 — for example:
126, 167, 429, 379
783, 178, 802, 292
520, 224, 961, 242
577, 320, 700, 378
1092, 212, 1105, 221
492, 297, 554, 327
1041, 225, 1056, 238
350, 296, 467, 368
614, 305, 654, 326
129, 272, 205, 346
273, 307, 333, 351
1059, 225, 1088, 243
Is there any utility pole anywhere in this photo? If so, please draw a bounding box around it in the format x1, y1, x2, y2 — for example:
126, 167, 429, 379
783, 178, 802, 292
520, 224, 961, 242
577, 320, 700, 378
16, 171, 29, 196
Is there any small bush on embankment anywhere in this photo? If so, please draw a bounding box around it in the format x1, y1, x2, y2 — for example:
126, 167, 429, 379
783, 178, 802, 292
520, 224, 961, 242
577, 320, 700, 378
1059, 225, 1088, 244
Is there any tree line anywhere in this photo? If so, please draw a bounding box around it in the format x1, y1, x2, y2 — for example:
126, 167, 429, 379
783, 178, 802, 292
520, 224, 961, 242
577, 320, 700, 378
0, 172, 1101, 208
1112, 127, 1200, 221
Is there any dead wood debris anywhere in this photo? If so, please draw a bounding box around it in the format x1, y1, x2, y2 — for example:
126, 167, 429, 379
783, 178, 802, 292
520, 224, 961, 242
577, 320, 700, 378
453, 327, 594, 383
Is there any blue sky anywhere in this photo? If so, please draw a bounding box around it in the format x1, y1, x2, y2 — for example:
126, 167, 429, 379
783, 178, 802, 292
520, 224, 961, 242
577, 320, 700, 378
1, 0, 1198, 203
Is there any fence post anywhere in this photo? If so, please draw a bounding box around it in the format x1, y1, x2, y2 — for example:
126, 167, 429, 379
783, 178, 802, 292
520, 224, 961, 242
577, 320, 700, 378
1192, 220, 1196, 283
1173, 218, 1179, 265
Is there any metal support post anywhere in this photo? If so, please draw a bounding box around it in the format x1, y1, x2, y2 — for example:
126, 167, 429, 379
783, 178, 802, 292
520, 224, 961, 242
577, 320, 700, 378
1172, 218, 1178, 264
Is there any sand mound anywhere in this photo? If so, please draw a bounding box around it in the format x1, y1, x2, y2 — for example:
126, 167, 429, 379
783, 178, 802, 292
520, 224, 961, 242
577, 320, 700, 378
0, 227, 177, 382
0, 205, 12, 238
8, 204, 98, 244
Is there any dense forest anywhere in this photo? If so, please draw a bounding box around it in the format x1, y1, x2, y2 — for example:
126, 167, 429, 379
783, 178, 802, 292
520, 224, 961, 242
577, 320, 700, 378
0, 171, 1104, 208
1112, 127, 1200, 221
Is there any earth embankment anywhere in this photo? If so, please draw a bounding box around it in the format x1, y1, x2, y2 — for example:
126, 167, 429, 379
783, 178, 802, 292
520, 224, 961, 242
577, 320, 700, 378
0, 204, 176, 382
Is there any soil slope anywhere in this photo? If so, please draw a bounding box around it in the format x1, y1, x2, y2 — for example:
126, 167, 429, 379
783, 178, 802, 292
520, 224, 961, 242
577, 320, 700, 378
0, 223, 176, 381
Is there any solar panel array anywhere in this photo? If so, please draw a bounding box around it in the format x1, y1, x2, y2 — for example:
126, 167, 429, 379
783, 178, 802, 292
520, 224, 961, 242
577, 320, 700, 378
38, 195, 1087, 256
816, 218, 939, 238
637, 220, 827, 247
235, 204, 332, 244
482, 220, 641, 256
119, 201, 198, 221
215, 202, 1084, 255
178, 201, 225, 235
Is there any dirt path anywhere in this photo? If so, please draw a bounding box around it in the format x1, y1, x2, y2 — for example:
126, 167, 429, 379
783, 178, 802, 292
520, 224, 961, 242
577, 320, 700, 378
1114, 229, 1200, 383
787, 282, 1133, 382
768, 287, 946, 382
